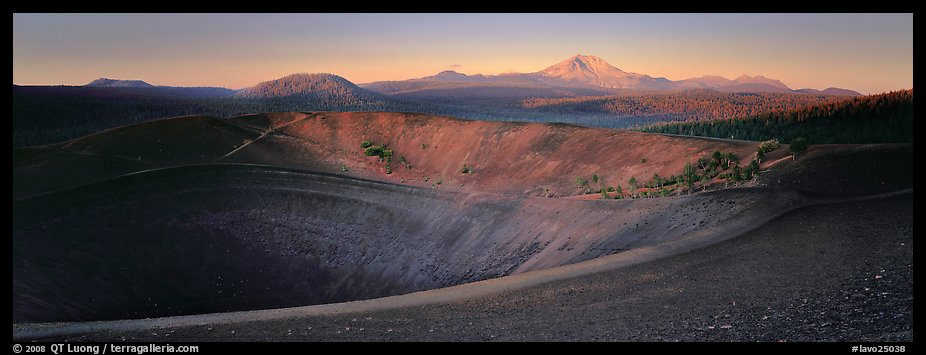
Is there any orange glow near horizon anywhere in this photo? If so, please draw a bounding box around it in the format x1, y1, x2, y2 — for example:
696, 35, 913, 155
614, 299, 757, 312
13, 14, 913, 94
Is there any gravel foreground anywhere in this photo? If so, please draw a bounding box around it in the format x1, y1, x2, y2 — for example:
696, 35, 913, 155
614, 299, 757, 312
38, 192, 912, 342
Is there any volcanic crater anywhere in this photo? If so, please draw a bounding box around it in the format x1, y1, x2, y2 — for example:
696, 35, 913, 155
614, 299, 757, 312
12, 112, 912, 329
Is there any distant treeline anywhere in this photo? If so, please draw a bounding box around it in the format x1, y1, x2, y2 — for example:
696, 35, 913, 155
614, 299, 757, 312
523, 89, 848, 122
638, 90, 913, 144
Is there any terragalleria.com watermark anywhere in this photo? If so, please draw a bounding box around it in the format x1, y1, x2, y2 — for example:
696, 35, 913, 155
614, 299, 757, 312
13, 343, 199, 355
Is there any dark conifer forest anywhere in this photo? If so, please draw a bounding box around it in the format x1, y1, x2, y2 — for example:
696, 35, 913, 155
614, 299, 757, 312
638, 90, 913, 144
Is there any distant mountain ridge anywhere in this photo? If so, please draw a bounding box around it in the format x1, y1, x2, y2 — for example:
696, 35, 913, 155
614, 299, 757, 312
362, 54, 862, 96
81, 78, 235, 97
364, 55, 675, 96
795, 87, 865, 96
677, 74, 794, 93
78, 54, 862, 97
416, 70, 492, 83
85, 78, 153, 88
536, 54, 675, 90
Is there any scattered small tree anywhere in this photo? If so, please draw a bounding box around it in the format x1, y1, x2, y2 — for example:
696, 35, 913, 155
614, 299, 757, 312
382, 149, 393, 163
683, 162, 697, 192
759, 139, 781, 153
364, 146, 383, 156
725, 152, 737, 168
576, 176, 588, 187
712, 150, 724, 166
732, 166, 742, 182
697, 156, 711, 170
789, 137, 808, 157
461, 164, 470, 174
592, 174, 599, 184
615, 185, 623, 199
399, 155, 410, 168
362, 141, 396, 173
629, 177, 638, 197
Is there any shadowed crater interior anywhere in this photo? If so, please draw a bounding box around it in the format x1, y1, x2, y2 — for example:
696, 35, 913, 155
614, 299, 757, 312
13, 166, 507, 321
15, 164, 689, 322
14, 162, 790, 323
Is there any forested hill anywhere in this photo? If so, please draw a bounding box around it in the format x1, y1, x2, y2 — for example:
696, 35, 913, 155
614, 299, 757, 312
235, 73, 379, 103
638, 90, 913, 144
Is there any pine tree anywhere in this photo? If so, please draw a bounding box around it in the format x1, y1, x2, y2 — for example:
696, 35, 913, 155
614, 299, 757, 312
789, 137, 808, 157
629, 177, 638, 198
683, 162, 697, 192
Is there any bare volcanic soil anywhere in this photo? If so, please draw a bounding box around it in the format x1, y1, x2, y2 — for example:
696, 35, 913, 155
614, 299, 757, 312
13, 164, 785, 323
11, 111, 913, 341
225, 112, 760, 197
14, 111, 759, 200
43, 193, 909, 342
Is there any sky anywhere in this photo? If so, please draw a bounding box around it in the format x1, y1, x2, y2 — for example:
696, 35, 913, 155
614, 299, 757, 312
13, 13, 913, 94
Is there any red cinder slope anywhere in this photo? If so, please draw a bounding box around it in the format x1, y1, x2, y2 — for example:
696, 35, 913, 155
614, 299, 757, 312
223, 111, 759, 197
